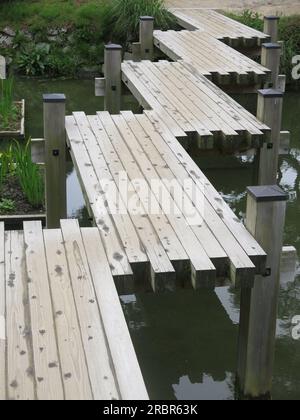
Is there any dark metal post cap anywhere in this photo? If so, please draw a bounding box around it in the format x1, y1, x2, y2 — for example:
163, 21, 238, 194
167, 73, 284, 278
105, 44, 122, 50
43, 93, 66, 103
247, 185, 288, 202
262, 42, 282, 49
140, 16, 154, 21
264, 15, 280, 20
258, 89, 283, 98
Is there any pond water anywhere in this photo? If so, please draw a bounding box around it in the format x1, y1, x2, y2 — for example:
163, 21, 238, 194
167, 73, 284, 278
13, 78, 300, 400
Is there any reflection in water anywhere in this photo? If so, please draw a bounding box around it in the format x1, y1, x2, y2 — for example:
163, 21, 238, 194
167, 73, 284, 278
13, 78, 300, 400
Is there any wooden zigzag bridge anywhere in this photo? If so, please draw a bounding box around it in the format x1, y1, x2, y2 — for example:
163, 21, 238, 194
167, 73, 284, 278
1, 10, 290, 400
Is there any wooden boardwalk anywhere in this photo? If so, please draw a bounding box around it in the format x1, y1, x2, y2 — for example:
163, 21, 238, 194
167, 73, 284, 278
66, 111, 266, 292
153, 30, 270, 86
171, 8, 270, 49
0, 220, 148, 400
122, 60, 270, 150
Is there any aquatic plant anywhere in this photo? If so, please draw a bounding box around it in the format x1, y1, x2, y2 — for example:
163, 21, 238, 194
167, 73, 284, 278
0, 77, 18, 130
13, 139, 44, 208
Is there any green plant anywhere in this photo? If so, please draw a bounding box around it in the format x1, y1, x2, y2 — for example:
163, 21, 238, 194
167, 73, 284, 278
106, 0, 177, 46
0, 198, 16, 214
16, 43, 50, 76
0, 77, 19, 130
13, 139, 44, 208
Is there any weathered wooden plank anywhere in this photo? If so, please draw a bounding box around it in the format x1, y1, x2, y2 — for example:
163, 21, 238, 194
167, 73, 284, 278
85, 115, 187, 270
23, 221, 64, 400
81, 227, 149, 400
145, 111, 266, 276
60, 219, 120, 400
121, 61, 188, 138
109, 112, 217, 288
0, 223, 5, 400
65, 115, 134, 283
43, 228, 93, 400
5, 230, 35, 400
123, 112, 228, 273
72, 111, 148, 267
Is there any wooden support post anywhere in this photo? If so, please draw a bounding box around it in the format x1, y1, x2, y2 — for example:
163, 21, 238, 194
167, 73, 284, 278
237, 185, 288, 399
140, 16, 154, 61
43, 94, 67, 229
261, 43, 281, 88
264, 16, 279, 43
256, 89, 283, 185
104, 44, 122, 114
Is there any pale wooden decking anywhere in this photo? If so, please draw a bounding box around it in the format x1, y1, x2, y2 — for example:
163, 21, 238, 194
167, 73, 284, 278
66, 111, 266, 293
0, 220, 148, 400
122, 60, 270, 150
171, 8, 270, 48
153, 30, 270, 85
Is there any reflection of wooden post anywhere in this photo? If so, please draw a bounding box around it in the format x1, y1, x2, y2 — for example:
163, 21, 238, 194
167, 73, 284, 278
264, 16, 279, 43
104, 44, 122, 114
256, 89, 283, 185
0, 55, 6, 79
43, 94, 67, 229
261, 43, 281, 88
237, 185, 287, 400
140, 16, 154, 61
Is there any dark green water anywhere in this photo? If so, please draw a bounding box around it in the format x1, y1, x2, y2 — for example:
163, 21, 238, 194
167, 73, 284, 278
13, 78, 300, 400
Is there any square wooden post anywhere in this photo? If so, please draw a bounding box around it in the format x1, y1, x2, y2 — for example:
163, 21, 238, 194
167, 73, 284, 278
104, 44, 122, 114
237, 185, 288, 399
43, 94, 67, 228
261, 43, 281, 89
264, 16, 280, 43
255, 89, 283, 185
140, 16, 154, 61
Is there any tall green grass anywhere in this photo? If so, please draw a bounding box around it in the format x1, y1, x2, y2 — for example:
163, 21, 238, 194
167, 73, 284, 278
0, 139, 44, 207
106, 0, 177, 45
14, 140, 44, 208
0, 77, 18, 130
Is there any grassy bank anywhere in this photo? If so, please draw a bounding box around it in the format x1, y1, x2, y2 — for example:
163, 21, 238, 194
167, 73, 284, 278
227, 10, 300, 89
0, 0, 175, 77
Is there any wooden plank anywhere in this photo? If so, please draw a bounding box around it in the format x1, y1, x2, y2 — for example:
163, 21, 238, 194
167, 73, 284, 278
72, 111, 148, 267
23, 221, 64, 400
65, 116, 133, 283
74, 111, 176, 292
130, 60, 214, 137
86, 113, 188, 268
5, 230, 35, 400
60, 219, 120, 400
145, 112, 266, 276
107, 112, 217, 288
129, 112, 257, 286
81, 227, 149, 400
121, 61, 188, 138
122, 111, 228, 275
43, 228, 93, 400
